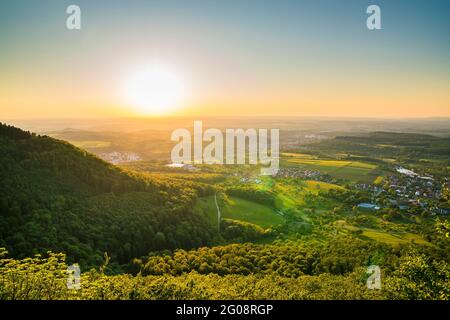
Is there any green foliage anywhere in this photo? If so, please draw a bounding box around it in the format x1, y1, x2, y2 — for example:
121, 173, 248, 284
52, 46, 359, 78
142, 237, 385, 277
226, 186, 276, 207
220, 219, 270, 242
0, 248, 377, 300
0, 124, 215, 268
384, 251, 450, 300
1, 123, 449, 300
0, 248, 68, 300
307, 132, 450, 164
2, 248, 448, 300
435, 219, 450, 239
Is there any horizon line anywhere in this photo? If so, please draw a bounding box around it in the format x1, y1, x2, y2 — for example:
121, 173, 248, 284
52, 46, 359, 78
3, 115, 450, 121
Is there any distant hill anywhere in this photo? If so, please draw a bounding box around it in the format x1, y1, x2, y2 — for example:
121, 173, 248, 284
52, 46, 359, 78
0, 123, 215, 270
304, 131, 450, 162
335, 131, 448, 147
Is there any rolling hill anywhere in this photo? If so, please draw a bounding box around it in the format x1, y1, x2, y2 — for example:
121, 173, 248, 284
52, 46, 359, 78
0, 123, 215, 270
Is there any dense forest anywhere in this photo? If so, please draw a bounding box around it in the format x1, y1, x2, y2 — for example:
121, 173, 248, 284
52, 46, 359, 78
142, 237, 386, 277
0, 123, 215, 270
1, 243, 448, 300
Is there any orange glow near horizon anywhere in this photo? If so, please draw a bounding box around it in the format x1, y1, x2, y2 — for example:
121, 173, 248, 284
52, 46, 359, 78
1, 2, 450, 120
1, 92, 450, 120
1, 59, 449, 119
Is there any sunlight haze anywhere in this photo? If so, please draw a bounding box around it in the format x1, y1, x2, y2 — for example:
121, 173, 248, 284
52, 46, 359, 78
0, 0, 449, 119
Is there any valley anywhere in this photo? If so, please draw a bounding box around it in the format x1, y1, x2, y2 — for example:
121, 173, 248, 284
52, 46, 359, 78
0, 121, 449, 300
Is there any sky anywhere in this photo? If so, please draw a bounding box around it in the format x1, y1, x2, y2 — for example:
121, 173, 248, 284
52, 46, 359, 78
0, 0, 449, 119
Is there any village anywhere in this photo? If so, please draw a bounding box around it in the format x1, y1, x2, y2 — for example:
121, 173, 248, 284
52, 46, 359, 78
235, 164, 449, 217
356, 166, 449, 216
99, 151, 142, 165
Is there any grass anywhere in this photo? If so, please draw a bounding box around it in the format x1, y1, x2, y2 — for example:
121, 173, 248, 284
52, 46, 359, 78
362, 229, 431, 246
71, 140, 111, 148
275, 192, 297, 209
252, 176, 275, 192
195, 195, 284, 229
302, 180, 345, 193
333, 220, 359, 231
281, 152, 316, 159
362, 230, 405, 245
373, 176, 384, 185
282, 156, 379, 183
272, 182, 304, 209
274, 180, 343, 205
270, 179, 343, 221
333, 221, 431, 247
221, 196, 285, 228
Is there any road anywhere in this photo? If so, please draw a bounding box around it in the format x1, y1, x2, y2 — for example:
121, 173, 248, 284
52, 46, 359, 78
214, 192, 221, 232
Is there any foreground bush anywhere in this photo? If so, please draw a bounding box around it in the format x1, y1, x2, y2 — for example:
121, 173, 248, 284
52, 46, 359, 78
0, 248, 448, 300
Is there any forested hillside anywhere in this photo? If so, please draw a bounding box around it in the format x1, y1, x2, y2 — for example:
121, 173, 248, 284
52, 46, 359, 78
0, 123, 215, 269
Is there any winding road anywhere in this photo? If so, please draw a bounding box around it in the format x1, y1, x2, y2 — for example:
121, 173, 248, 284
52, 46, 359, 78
214, 192, 221, 232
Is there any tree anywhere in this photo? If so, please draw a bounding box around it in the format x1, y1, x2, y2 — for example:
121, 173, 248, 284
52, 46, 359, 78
384, 252, 450, 300
154, 232, 167, 248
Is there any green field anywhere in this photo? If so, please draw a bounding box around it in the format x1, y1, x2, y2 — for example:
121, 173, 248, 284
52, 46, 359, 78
373, 176, 384, 185
274, 180, 343, 207
362, 229, 431, 246
302, 180, 346, 193
195, 195, 284, 229
231, 177, 344, 223
282, 155, 379, 183
333, 221, 431, 246
281, 152, 316, 159
71, 140, 112, 148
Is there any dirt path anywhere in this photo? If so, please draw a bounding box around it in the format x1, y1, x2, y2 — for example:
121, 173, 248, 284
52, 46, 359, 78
214, 192, 221, 232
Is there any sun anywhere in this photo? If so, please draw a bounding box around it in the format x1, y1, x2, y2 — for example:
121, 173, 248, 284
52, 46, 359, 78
124, 64, 185, 115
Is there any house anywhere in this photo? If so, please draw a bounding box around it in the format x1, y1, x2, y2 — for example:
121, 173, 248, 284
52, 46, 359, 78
165, 163, 199, 172
388, 199, 398, 206
357, 203, 380, 211
435, 207, 450, 215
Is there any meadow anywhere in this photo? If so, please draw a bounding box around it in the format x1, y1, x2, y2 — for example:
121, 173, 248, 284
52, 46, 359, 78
282, 155, 379, 183
70, 140, 112, 148
333, 220, 431, 247
195, 195, 284, 229
194, 174, 346, 231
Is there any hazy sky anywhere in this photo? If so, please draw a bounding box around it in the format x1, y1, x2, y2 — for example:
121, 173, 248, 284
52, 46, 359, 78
0, 0, 449, 119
